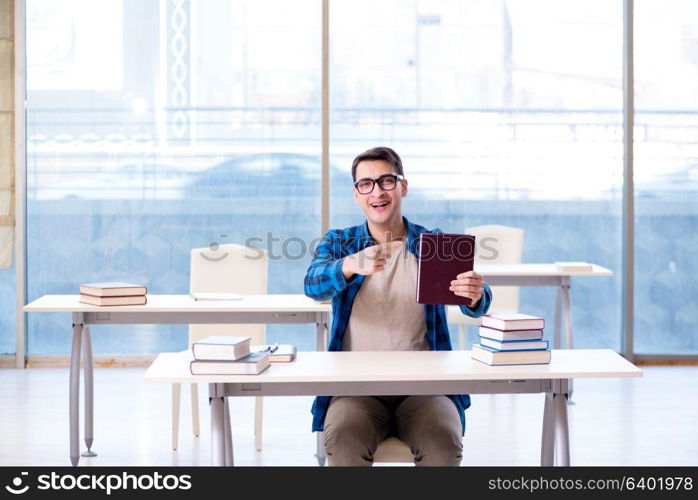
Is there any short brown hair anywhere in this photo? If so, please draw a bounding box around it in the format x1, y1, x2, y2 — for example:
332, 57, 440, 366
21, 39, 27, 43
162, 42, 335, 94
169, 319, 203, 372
351, 146, 404, 181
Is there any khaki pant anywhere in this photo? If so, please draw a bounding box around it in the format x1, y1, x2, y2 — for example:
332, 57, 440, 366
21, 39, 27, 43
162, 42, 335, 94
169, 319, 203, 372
323, 395, 463, 466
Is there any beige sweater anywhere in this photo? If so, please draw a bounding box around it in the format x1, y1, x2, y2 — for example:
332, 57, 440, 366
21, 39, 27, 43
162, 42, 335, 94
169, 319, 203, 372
342, 240, 429, 351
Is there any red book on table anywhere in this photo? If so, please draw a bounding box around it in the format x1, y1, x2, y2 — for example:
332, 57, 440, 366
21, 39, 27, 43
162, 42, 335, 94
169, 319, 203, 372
416, 232, 476, 307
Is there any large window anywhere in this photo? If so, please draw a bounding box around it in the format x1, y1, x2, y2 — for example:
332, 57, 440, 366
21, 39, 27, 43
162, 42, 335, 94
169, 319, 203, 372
331, 0, 623, 349
2, 0, 695, 357
635, 0, 698, 354
25, 0, 321, 353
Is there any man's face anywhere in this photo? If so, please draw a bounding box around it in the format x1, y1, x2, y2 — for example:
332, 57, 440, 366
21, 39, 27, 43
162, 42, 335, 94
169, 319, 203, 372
352, 160, 408, 226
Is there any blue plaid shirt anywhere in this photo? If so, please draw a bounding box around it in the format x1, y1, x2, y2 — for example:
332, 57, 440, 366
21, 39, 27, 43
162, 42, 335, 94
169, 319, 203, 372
303, 216, 492, 434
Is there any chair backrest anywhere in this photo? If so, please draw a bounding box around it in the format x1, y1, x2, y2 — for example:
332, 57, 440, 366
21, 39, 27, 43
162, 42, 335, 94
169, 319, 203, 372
188, 243, 268, 347
465, 224, 524, 313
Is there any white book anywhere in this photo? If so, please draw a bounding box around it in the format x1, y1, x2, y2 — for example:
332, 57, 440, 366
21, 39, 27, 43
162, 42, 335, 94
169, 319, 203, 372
478, 326, 543, 341
190, 352, 270, 375
481, 313, 545, 331
471, 344, 551, 366
555, 261, 593, 272
192, 336, 251, 361
480, 337, 549, 351
79, 294, 147, 306
80, 282, 147, 297
190, 293, 243, 301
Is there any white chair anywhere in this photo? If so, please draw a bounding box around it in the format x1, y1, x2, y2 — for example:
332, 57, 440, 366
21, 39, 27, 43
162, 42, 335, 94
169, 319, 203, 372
373, 437, 413, 464
172, 243, 268, 451
447, 224, 525, 349
321, 435, 465, 465
317, 433, 414, 465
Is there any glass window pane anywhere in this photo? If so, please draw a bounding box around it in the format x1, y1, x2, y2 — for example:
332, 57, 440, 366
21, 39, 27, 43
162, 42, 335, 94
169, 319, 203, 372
635, 0, 698, 354
26, 0, 321, 354
331, 0, 623, 349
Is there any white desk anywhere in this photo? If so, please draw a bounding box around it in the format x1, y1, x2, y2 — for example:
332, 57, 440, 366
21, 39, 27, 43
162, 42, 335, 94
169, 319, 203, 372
144, 349, 641, 466
448, 263, 614, 349
23, 294, 331, 466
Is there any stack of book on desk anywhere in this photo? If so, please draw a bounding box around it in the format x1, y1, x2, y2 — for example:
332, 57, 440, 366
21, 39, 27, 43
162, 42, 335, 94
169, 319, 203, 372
79, 282, 148, 306
190, 336, 270, 375
471, 313, 551, 366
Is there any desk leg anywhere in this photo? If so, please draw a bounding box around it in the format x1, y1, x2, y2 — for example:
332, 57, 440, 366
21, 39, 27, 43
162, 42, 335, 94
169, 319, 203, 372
316, 312, 328, 351
561, 277, 573, 350
553, 287, 562, 349
553, 384, 570, 466
69, 314, 83, 466
81, 325, 97, 458
315, 313, 329, 465
315, 431, 327, 466
561, 278, 574, 399
209, 388, 226, 466
191, 384, 200, 438
223, 398, 234, 466
540, 393, 555, 466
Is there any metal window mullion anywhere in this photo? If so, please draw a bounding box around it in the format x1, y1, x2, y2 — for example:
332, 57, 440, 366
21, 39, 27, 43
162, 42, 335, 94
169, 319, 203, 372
15, 0, 27, 368
321, 0, 329, 235
622, 0, 634, 362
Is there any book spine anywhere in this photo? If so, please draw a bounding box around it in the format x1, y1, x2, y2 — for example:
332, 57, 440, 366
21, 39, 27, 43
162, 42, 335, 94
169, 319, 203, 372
80, 288, 147, 297
416, 235, 423, 303
482, 321, 545, 332
482, 337, 547, 344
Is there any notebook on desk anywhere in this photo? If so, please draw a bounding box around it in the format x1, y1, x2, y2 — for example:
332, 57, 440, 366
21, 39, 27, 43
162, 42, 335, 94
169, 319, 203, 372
416, 232, 476, 307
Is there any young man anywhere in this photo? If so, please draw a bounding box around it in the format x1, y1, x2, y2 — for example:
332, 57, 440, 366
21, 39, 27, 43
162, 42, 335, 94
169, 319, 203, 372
303, 146, 492, 466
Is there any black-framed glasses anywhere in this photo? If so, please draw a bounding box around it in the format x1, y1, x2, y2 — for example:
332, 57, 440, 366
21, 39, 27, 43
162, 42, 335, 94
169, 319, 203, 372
353, 174, 404, 195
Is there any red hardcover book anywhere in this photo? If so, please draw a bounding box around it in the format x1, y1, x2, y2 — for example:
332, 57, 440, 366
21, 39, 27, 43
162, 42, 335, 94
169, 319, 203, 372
416, 232, 476, 306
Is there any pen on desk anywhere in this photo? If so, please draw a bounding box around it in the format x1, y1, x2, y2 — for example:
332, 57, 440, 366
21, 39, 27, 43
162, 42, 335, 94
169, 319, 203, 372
260, 343, 279, 353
